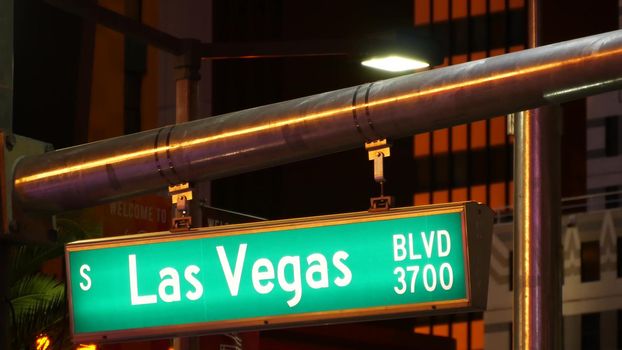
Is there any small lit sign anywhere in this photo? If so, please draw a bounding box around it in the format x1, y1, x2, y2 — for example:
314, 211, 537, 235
77, 345, 97, 350
66, 202, 492, 343
35, 335, 51, 350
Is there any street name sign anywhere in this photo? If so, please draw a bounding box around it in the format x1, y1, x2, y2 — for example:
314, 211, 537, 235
65, 202, 493, 343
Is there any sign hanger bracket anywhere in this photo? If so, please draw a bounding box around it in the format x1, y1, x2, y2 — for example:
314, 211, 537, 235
365, 139, 395, 211
169, 182, 193, 230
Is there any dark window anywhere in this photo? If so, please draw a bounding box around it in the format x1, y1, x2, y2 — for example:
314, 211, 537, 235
415, 155, 432, 194
618, 237, 622, 278
618, 310, 622, 350
581, 241, 600, 282
470, 148, 488, 185
123, 0, 146, 135
581, 313, 600, 350
606, 185, 621, 209
605, 115, 620, 157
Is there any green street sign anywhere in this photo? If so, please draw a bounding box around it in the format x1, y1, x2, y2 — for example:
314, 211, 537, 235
66, 202, 493, 343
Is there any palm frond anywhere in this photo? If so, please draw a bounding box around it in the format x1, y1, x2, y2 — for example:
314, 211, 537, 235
8, 244, 64, 284
6, 217, 102, 349
9, 273, 67, 349
10, 273, 65, 314
8, 217, 96, 284
55, 217, 101, 242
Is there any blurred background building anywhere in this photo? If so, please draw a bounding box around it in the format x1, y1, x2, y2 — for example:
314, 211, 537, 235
5, 0, 622, 349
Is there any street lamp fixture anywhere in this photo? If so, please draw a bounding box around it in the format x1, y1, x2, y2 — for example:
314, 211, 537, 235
358, 29, 439, 72
46, 0, 441, 73
198, 31, 439, 73
361, 55, 430, 72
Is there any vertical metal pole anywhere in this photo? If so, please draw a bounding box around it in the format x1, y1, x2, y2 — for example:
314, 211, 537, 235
174, 66, 199, 124
0, 0, 13, 346
513, 0, 563, 349
173, 41, 202, 350
0, 244, 10, 349
0, 0, 13, 131
174, 39, 203, 227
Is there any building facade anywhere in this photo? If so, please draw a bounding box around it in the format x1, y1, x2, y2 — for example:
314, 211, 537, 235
10, 0, 622, 348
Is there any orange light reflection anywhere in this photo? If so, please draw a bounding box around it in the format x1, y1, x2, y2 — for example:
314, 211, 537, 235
35, 335, 51, 350
77, 344, 97, 350
15, 46, 622, 186
522, 110, 532, 349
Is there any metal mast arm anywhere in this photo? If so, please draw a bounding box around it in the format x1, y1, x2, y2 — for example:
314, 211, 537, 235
13, 30, 622, 212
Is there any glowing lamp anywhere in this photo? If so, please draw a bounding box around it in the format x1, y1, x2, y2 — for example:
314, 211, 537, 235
35, 335, 51, 350
361, 55, 430, 72
77, 344, 98, 350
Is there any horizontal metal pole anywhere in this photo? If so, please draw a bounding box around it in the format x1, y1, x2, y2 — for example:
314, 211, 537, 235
46, 0, 441, 64
13, 30, 622, 212
46, 0, 184, 55
200, 34, 442, 63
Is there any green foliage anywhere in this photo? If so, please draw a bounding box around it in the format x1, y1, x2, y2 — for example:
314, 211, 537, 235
7, 217, 97, 349
9, 273, 68, 349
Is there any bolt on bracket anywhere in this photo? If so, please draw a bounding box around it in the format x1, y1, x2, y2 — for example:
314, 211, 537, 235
169, 182, 193, 230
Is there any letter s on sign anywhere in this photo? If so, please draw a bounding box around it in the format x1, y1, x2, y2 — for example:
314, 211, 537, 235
79, 264, 92, 291
333, 251, 352, 287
